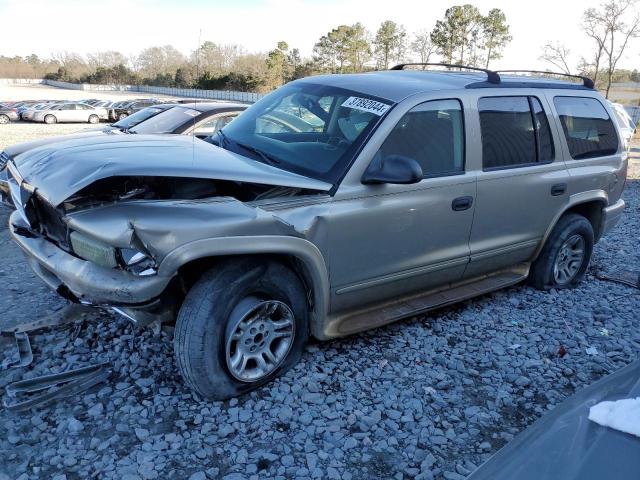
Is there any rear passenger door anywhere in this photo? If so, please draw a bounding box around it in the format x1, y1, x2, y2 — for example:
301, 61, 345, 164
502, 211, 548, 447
465, 95, 570, 278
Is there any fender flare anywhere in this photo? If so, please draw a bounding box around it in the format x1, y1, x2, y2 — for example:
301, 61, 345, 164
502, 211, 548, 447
533, 189, 608, 260
159, 235, 330, 337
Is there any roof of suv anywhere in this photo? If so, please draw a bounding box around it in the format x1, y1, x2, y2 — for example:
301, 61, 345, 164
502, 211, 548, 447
295, 70, 594, 103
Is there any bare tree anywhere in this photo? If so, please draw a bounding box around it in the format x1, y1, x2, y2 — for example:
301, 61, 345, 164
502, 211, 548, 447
539, 42, 572, 74
582, 8, 609, 85
410, 30, 437, 67
598, 0, 640, 97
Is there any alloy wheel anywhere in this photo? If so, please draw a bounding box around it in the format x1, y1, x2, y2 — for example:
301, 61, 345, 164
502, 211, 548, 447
225, 297, 295, 382
553, 234, 585, 285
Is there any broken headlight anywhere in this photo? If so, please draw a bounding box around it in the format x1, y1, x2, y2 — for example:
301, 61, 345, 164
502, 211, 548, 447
70, 231, 118, 268
118, 248, 157, 276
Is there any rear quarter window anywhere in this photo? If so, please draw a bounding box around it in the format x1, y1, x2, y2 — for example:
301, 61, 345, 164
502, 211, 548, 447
553, 97, 619, 159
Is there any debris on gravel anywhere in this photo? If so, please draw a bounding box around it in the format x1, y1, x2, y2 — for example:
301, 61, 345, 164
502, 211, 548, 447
0, 138, 639, 479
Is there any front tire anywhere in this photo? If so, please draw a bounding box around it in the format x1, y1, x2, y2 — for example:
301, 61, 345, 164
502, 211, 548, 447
0, 114, 9, 124
528, 213, 594, 290
88, 114, 99, 124
118, 112, 128, 121
174, 259, 309, 400
44, 114, 57, 124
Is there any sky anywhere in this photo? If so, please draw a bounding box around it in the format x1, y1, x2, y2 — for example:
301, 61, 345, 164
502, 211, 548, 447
1, 0, 639, 71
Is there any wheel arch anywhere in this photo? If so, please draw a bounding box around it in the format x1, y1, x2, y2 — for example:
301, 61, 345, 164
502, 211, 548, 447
159, 235, 330, 338
533, 190, 607, 260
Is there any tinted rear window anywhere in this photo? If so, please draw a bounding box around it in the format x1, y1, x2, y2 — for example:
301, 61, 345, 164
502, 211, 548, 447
554, 97, 618, 159
479, 96, 555, 170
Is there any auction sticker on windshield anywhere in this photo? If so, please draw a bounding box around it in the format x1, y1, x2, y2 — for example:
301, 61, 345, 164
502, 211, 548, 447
342, 97, 390, 116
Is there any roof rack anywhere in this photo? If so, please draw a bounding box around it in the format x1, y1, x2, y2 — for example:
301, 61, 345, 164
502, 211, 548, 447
494, 70, 594, 89
390, 63, 501, 84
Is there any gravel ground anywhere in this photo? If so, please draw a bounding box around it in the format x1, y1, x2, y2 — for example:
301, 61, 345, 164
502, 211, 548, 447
0, 123, 639, 480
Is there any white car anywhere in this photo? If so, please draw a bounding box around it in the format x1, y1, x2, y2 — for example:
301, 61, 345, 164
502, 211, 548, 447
32, 103, 108, 124
610, 102, 636, 150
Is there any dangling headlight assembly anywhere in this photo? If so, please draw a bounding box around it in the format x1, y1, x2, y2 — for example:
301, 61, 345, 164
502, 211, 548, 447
118, 248, 158, 276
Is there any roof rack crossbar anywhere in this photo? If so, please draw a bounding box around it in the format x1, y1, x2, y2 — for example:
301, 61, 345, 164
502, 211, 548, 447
494, 70, 594, 89
390, 63, 501, 84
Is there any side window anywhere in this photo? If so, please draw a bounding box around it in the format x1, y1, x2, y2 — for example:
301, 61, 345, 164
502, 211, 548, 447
479, 96, 538, 169
531, 98, 554, 162
193, 115, 237, 136
554, 97, 619, 159
377, 99, 464, 177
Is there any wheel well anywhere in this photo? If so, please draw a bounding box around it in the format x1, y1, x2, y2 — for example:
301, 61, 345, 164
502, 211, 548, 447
564, 200, 605, 240
175, 253, 315, 311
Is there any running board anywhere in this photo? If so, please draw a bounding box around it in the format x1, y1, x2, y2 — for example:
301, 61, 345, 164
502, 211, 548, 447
331, 267, 528, 337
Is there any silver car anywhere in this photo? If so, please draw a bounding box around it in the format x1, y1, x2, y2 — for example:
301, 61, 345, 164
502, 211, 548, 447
7, 66, 627, 399
32, 102, 108, 124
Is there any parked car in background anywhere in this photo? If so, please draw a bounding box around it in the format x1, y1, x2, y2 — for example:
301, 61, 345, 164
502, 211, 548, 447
610, 102, 636, 150
125, 102, 246, 137
111, 99, 162, 121
91, 100, 114, 109
15, 102, 40, 118
107, 100, 131, 121
21, 102, 61, 121
5, 66, 626, 399
32, 102, 108, 124
0, 105, 19, 124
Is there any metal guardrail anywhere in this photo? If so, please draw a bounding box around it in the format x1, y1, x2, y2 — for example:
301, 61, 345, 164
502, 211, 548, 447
39, 80, 262, 103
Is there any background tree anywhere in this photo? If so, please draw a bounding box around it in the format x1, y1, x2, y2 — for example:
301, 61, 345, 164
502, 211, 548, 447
265, 41, 292, 88
431, 5, 484, 66
410, 30, 437, 67
345, 23, 371, 72
539, 42, 573, 74
481, 8, 511, 68
598, 0, 640, 97
313, 24, 371, 73
373, 20, 406, 69
582, 7, 609, 85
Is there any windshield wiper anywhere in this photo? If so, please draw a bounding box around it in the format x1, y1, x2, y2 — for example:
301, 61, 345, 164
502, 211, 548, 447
216, 129, 229, 147
216, 130, 281, 166
234, 142, 282, 166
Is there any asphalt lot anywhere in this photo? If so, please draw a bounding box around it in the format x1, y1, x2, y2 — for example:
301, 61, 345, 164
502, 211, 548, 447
0, 94, 639, 479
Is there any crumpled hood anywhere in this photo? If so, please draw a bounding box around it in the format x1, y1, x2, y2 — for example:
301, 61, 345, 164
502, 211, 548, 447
12, 134, 332, 206
4, 128, 118, 158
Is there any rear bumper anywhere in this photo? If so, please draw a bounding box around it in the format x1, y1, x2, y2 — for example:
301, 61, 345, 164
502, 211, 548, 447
9, 211, 172, 306
601, 199, 625, 237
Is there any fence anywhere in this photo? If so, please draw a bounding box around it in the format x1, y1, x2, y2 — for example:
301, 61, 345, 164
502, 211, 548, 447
40, 80, 262, 103
0, 78, 44, 85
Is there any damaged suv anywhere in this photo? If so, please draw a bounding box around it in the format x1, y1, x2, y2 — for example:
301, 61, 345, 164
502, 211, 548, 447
8, 65, 627, 399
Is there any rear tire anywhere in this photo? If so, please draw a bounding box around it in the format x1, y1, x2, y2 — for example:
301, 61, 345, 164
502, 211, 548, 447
44, 115, 57, 124
528, 213, 594, 290
0, 114, 9, 124
88, 114, 99, 124
118, 112, 128, 120
174, 259, 309, 400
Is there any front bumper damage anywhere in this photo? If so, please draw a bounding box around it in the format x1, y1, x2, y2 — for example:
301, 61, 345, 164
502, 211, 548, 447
9, 211, 174, 324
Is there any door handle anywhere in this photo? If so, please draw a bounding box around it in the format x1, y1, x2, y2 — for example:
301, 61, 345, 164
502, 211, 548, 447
452, 196, 473, 211
551, 183, 567, 196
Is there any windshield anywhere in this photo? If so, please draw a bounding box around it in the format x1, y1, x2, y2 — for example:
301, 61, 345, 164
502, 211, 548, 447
219, 83, 393, 183
130, 106, 200, 134
113, 106, 169, 130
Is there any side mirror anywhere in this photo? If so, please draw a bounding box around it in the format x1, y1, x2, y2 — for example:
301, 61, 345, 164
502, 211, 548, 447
361, 154, 423, 185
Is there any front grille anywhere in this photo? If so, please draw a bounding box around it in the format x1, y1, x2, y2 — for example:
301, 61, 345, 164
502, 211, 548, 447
0, 151, 10, 170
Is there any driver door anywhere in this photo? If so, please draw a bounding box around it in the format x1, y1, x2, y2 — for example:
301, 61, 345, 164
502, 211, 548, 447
328, 98, 476, 312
